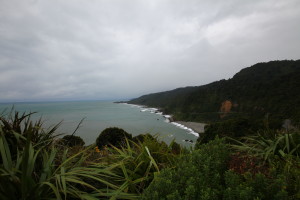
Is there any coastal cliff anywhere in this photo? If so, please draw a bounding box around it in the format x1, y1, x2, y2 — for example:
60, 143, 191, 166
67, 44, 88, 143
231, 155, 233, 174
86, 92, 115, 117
128, 60, 300, 123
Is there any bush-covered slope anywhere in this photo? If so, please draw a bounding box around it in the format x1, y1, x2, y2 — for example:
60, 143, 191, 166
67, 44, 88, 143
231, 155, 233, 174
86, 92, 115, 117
128, 60, 300, 122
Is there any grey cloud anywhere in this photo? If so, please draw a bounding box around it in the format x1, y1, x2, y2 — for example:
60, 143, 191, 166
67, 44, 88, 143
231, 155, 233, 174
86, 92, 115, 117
0, 0, 300, 102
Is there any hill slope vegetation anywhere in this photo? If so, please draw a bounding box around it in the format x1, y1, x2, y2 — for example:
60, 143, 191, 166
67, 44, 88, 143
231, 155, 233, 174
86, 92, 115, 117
128, 60, 300, 123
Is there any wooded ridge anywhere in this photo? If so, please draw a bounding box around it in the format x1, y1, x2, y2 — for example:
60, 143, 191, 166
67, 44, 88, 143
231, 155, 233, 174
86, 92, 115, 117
128, 60, 300, 123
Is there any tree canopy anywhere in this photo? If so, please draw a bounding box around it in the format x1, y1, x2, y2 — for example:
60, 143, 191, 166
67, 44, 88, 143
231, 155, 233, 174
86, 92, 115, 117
129, 60, 300, 124
96, 127, 132, 149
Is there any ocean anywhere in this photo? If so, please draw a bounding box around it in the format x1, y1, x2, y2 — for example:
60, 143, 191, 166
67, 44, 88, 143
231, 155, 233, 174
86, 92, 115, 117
0, 101, 198, 146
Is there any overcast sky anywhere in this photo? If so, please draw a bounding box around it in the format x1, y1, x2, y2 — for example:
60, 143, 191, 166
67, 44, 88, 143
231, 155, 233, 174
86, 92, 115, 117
1, 0, 300, 102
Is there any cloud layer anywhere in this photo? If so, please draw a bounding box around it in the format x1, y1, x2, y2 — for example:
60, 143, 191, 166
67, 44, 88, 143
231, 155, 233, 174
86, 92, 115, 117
1, 0, 300, 102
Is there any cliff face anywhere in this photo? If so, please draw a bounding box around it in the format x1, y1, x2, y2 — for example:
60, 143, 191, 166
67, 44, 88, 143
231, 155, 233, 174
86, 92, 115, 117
220, 100, 232, 118
129, 60, 300, 122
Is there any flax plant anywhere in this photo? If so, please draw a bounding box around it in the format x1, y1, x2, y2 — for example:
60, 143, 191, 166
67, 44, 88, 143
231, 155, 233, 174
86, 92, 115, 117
100, 136, 180, 198
0, 129, 137, 199
230, 129, 300, 162
0, 110, 61, 150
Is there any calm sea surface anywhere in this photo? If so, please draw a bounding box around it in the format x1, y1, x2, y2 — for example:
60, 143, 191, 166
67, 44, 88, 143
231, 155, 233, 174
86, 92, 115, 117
0, 101, 198, 146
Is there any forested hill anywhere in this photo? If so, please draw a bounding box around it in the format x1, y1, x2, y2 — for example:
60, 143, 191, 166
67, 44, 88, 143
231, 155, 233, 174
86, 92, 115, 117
128, 60, 300, 122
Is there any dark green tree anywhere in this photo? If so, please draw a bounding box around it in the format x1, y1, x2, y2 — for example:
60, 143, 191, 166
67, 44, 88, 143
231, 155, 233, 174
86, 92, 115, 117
96, 127, 132, 149
62, 135, 85, 147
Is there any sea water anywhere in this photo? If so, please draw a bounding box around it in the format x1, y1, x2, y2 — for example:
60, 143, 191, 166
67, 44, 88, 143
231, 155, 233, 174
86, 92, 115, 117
0, 101, 198, 146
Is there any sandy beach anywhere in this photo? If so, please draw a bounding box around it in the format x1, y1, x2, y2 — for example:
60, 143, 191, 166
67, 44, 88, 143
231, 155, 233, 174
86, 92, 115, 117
175, 121, 206, 134
125, 103, 205, 138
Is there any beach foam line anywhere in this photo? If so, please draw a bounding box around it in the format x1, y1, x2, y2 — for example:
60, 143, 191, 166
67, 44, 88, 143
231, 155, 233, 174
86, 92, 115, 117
171, 122, 199, 137
129, 104, 143, 108
140, 107, 159, 112
126, 103, 199, 137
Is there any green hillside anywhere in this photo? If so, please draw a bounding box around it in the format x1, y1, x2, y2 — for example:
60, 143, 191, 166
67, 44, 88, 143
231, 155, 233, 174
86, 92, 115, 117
128, 60, 300, 123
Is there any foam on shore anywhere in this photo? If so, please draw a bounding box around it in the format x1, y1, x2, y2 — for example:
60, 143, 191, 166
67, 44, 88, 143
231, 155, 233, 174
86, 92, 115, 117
171, 122, 199, 137
126, 103, 201, 138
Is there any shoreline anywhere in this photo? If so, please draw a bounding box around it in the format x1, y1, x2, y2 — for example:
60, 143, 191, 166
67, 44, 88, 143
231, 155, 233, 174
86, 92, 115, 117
124, 102, 206, 138
174, 121, 205, 136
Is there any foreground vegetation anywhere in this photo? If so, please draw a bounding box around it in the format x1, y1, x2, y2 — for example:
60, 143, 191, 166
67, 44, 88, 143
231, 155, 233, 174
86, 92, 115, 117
1, 111, 299, 199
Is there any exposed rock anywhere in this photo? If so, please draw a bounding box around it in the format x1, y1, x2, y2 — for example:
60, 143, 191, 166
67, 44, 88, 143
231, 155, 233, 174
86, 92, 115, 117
220, 100, 232, 118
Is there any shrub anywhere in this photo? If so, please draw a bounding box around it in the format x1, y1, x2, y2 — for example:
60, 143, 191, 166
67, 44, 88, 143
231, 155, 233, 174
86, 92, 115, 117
228, 152, 269, 176
142, 137, 292, 199
62, 135, 85, 147
196, 118, 260, 145
271, 155, 300, 198
96, 127, 132, 149
229, 129, 300, 198
223, 170, 288, 200
170, 140, 181, 154
142, 137, 230, 199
